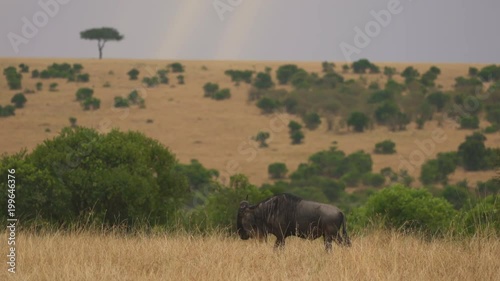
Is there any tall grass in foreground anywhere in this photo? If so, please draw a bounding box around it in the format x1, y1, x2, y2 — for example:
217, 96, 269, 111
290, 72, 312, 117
1, 229, 499, 281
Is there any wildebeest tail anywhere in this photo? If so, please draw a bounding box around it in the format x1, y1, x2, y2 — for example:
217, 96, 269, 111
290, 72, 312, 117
341, 212, 351, 247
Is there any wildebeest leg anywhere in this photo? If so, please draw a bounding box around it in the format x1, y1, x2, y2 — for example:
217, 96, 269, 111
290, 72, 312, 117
335, 233, 344, 245
274, 237, 285, 250
324, 235, 333, 253
342, 234, 352, 247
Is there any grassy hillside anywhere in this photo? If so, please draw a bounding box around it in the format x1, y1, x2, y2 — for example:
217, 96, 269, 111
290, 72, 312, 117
0, 58, 498, 187
1, 230, 498, 281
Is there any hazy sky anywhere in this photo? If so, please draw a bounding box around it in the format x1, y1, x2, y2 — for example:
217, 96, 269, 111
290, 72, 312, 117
1, 0, 499, 63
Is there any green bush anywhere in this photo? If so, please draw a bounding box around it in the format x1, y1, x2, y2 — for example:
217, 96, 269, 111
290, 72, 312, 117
420, 152, 458, 185
36, 82, 43, 91
82, 97, 101, 111
127, 68, 139, 80
401, 66, 420, 84
458, 133, 487, 171
256, 97, 280, 113
49, 83, 58, 91
157, 69, 169, 84
460, 196, 500, 235
290, 69, 313, 89
426, 92, 450, 112
321, 61, 335, 73
368, 90, 393, 104
69, 117, 77, 127
477, 65, 500, 82
3, 66, 22, 90
11, 93, 27, 108
169, 62, 185, 73
351, 59, 378, 74
127, 90, 144, 106
177, 75, 185, 85
374, 140, 396, 154
468, 67, 478, 77
290, 130, 304, 145
302, 112, 321, 130
75, 88, 94, 101
213, 88, 231, 100
114, 96, 129, 108
0, 105, 16, 117
32, 69, 40, 78
203, 82, 219, 97
440, 185, 472, 210
19, 63, 29, 73
288, 120, 302, 132
283, 97, 298, 114
484, 124, 499, 134
76, 73, 90, 82
276, 64, 299, 84
486, 108, 500, 125
0, 127, 189, 227
347, 111, 369, 132
189, 174, 272, 231
420, 66, 440, 87
359, 184, 456, 236
268, 162, 288, 179
477, 178, 500, 197
73, 64, 83, 73
340, 171, 361, 187
255, 131, 270, 148
459, 115, 479, 129
362, 173, 385, 188
253, 72, 273, 90
224, 69, 253, 84
142, 76, 159, 88
383, 66, 396, 78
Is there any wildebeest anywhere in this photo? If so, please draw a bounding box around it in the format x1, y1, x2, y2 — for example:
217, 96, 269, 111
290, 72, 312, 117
237, 193, 351, 252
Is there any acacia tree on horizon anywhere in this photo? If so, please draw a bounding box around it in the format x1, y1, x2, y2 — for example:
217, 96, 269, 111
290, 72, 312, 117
80, 27, 124, 59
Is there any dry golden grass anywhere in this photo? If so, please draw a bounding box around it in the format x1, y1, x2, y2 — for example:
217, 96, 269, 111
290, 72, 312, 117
0, 58, 499, 187
1, 230, 499, 281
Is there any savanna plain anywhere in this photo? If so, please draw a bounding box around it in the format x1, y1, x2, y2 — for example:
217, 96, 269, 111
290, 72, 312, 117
1, 58, 499, 280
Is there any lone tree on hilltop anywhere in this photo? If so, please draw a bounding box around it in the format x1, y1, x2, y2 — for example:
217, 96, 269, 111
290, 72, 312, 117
80, 27, 124, 59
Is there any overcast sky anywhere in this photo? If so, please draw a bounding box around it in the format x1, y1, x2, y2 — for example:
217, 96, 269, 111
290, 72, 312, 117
1, 0, 499, 63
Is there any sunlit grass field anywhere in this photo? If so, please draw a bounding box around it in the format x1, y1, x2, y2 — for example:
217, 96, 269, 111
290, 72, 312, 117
1, 229, 499, 281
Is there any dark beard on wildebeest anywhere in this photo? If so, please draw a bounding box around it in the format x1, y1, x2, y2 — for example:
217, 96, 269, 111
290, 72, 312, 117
236, 193, 351, 252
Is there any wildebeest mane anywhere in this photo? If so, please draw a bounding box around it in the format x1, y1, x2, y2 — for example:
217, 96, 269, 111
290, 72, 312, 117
252, 193, 303, 231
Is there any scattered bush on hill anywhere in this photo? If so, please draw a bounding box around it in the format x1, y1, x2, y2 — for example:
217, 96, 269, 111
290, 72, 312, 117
255, 131, 270, 148
0, 105, 16, 117
3, 66, 22, 90
374, 140, 396, 154
225, 69, 253, 84
127, 68, 139, 80
268, 163, 288, 179
169, 62, 185, 73
203, 82, 219, 97
276, 64, 300, 84
11, 93, 27, 108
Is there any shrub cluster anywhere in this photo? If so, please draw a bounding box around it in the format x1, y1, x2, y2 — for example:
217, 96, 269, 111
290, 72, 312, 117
288, 121, 304, 144
75, 88, 100, 110
3, 66, 22, 90
224, 69, 253, 84
374, 140, 396, 154
114, 90, 145, 108
0, 127, 189, 227
37, 63, 88, 82
203, 84, 230, 101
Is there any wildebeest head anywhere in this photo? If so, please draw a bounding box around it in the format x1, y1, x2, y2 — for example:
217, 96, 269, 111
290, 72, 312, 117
236, 200, 255, 240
